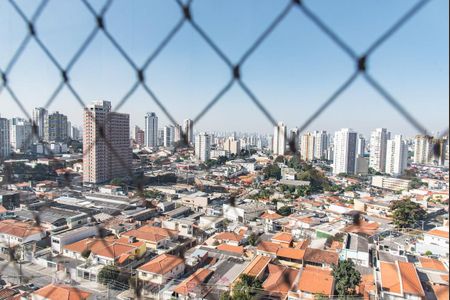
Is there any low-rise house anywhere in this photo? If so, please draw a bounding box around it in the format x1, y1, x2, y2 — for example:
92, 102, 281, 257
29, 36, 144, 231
378, 261, 425, 300
262, 264, 299, 299
120, 225, 178, 251
241, 255, 271, 281
276, 247, 305, 268
213, 232, 244, 246
50, 225, 98, 255
223, 201, 266, 223
172, 268, 213, 299
31, 284, 93, 300
303, 248, 339, 269
261, 211, 283, 233
137, 254, 185, 285
288, 266, 335, 299
0, 219, 45, 252
63, 236, 146, 266
216, 244, 244, 256
340, 233, 370, 267
416, 227, 449, 258
257, 241, 281, 258
271, 232, 293, 248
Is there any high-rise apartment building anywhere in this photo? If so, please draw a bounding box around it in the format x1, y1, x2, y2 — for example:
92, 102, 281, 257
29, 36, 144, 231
45, 111, 68, 142
10, 118, 32, 153
290, 128, 299, 151
386, 135, 408, 176
174, 124, 182, 144
333, 128, 358, 175
369, 128, 389, 172
195, 133, 211, 162
300, 132, 315, 161
0, 118, 10, 159
163, 125, 175, 147
32, 107, 48, 140
224, 137, 240, 155
144, 112, 158, 148
313, 130, 328, 160
183, 119, 194, 145
413, 135, 433, 165
133, 126, 145, 146
357, 135, 365, 157
83, 101, 131, 184
273, 122, 287, 156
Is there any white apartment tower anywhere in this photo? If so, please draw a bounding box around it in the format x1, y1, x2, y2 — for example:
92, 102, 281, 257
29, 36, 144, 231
386, 135, 408, 176
300, 132, 315, 161
357, 135, 365, 157
273, 122, 287, 156
0, 118, 10, 159
32, 107, 48, 140
369, 128, 389, 172
83, 101, 132, 184
224, 137, 241, 155
144, 112, 158, 148
333, 128, 358, 175
313, 130, 328, 160
9, 118, 32, 153
195, 133, 211, 162
413, 135, 433, 165
163, 125, 175, 147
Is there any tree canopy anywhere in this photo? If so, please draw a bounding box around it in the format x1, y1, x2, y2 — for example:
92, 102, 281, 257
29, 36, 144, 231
332, 260, 361, 296
390, 199, 426, 228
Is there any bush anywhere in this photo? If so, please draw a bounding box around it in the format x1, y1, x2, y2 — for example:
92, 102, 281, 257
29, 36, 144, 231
98, 265, 120, 285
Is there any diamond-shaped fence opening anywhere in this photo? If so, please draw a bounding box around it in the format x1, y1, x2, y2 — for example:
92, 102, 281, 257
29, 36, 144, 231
0, 0, 447, 299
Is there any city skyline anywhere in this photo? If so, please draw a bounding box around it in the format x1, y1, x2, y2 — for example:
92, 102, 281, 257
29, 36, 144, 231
0, 1, 448, 136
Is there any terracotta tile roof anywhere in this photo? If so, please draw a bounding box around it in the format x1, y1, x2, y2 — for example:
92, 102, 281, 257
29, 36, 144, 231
329, 241, 343, 251
380, 261, 425, 297
261, 212, 283, 220
432, 284, 449, 300
295, 240, 310, 250
121, 225, 177, 243
419, 257, 448, 272
216, 244, 244, 255
262, 264, 299, 299
257, 241, 281, 255
276, 247, 305, 261
427, 229, 449, 239
214, 232, 243, 242
380, 261, 402, 294
138, 254, 184, 275
297, 266, 334, 296
271, 232, 293, 244
33, 284, 91, 300
398, 261, 425, 297
358, 273, 375, 300
64, 236, 143, 260
174, 268, 213, 296
304, 248, 339, 266
0, 219, 43, 238
243, 255, 271, 277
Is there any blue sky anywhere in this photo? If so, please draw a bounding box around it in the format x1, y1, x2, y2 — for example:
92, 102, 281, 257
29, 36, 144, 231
0, 0, 448, 137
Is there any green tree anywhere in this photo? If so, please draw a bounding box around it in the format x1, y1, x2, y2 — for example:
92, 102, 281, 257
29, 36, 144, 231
390, 199, 426, 228
277, 206, 292, 216
110, 178, 124, 186
408, 177, 426, 190
424, 250, 433, 256
247, 233, 259, 246
332, 260, 361, 296
98, 265, 120, 285
230, 274, 262, 300
263, 164, 281, 180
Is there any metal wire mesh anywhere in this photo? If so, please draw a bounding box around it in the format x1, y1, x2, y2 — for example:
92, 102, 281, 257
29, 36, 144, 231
0, 0, 447, 299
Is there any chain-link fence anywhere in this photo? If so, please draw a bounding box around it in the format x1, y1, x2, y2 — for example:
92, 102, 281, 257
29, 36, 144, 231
0, 0, 448, 299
